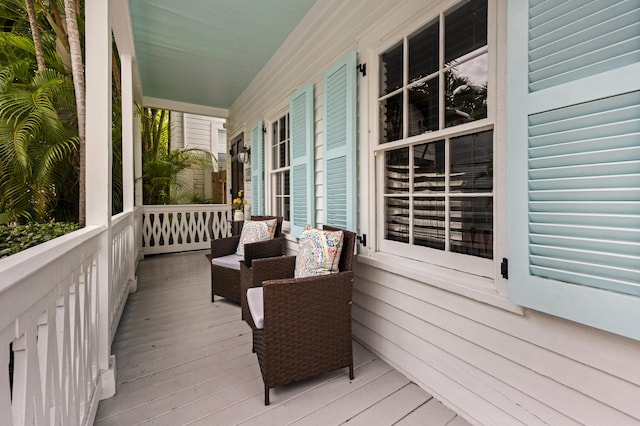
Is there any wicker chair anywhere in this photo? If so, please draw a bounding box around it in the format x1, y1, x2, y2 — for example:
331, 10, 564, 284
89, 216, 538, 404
209, 215, 284, 303
242, 226, 356, 405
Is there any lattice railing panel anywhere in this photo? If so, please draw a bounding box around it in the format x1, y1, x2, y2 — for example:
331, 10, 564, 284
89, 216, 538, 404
0, 227, 103, 426
141, 204, 231, 255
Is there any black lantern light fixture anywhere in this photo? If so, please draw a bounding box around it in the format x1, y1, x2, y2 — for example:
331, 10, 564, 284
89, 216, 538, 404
238, 146, 250, 164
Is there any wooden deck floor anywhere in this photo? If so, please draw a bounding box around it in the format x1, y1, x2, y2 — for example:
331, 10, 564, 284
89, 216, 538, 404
95, 251, 469, 426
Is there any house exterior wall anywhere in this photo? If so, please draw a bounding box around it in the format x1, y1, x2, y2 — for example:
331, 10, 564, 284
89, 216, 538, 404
170, 112, 226, 199
227, 0, 640, 424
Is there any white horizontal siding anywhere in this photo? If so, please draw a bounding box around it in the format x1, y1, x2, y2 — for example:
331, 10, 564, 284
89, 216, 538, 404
354, 261, 640, 425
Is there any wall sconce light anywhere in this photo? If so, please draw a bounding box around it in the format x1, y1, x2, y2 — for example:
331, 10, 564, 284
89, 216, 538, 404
238, 146, 250, 164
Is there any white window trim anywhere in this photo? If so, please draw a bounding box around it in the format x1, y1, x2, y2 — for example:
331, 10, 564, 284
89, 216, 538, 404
264, 105, 292, 233
361, 0, 519, 313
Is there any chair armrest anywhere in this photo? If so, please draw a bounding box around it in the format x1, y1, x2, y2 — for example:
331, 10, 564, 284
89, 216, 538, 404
211, 235, 240, 258
243, 237, 285, 267
240, 256, 295, 327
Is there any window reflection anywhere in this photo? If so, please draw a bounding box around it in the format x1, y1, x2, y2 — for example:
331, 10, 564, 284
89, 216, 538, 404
379, 93, 403, 143
408, 77, 439, 136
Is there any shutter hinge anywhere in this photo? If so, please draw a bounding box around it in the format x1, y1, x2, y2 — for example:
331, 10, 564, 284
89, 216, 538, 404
357, 63, 367, 77
357, 233, 367, 247
501, 258, 509, 279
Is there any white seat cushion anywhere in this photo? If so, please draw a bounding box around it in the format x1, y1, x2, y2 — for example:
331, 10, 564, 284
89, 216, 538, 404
210, 254, 244, 270
246, 287, 264, 329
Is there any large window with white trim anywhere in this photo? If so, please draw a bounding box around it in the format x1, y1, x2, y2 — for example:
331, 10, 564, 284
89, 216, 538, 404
376, 0, 493, 276
270, 113, 290, 221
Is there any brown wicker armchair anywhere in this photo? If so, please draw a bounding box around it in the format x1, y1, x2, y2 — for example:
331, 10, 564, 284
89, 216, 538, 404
209, 215, 284, 303
242, 226, 356, 405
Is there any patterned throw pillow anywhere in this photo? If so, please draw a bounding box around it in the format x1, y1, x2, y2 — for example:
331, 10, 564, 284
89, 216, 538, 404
236, 219, 278, 256
294, 226, 344, 278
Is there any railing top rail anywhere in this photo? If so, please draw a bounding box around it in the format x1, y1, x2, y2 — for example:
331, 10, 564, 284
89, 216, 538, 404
142, 204, 230, 212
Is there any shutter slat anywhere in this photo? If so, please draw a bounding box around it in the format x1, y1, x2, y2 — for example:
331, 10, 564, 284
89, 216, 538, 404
529, 212, 640, 228
529, 161, 640, 180
531, 245, 640, 270
529, 174, 640, 190
529, 201, 640, 215
530, 234, 640, 256
529, 223, 640, 242
529, 134, 640, 158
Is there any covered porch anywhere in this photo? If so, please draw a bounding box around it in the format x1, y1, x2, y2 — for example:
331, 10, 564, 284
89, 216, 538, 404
94, 251, 467, 425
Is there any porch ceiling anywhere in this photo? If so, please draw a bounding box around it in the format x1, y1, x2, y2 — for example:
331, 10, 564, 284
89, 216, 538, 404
128, 0, 317, 111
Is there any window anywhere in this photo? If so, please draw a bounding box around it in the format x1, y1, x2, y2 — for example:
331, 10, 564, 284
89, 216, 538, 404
270, 113, 290, 221
376, 0, 493, 276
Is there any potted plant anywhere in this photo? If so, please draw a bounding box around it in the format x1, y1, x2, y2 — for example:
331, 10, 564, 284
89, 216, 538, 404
231, 191, 247, 221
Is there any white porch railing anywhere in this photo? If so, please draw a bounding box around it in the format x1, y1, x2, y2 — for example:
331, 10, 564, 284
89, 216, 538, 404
0, 210, 139, 426
141, 204, 232, 255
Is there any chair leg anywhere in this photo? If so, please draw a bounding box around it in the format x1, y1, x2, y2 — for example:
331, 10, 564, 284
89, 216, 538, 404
349, 363, 354, 380
264, 385, 270, 405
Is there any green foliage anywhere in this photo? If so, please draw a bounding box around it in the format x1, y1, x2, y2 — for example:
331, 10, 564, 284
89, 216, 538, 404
0, 221, 79, 258
139, 107, 212, 205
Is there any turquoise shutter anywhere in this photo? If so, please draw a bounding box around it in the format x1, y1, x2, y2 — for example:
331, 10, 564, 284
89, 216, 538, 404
323, 51, 357, 231
251, 121, 264, 215
506, 1, 640, 340
290, 83, 315, 237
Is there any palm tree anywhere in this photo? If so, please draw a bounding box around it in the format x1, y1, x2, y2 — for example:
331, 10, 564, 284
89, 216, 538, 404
24, 0, 45, 72
63, 0, 86, 224
0, 62, 78, 223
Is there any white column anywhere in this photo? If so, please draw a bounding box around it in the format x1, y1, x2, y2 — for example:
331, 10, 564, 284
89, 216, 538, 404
85, 0, 115, 399
121, 54, 134, 213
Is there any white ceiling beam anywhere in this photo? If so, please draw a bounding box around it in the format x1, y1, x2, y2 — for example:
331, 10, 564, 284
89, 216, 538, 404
143, 97, 229, 118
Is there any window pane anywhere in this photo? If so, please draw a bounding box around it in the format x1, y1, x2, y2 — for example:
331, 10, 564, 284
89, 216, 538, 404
279, 116, 287, 141
450, 130, 493, 193
414, 140, 445, 193
284, 196, 290, 221
380, 42, 403, 96
279, 141, 286, 168
385, 148, 410, 194
272, 122, 278, 168
450, 196, 493, 259
408, 77, 439, 136
409, 19, 439, 84
284, 170, 290, 195
444, 0, 487, 64
445, 53, 488, 127
275, 172, 282, 196
414, 197, 445, 250
379, 93, 403, 143
385, 197, 410, 243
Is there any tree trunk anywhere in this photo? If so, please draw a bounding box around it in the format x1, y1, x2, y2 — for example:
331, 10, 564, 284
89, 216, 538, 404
25, 0, 46, 72
64, 0, 86, 226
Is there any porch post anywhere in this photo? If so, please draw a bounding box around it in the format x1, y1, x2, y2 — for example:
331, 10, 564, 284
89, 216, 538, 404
121, 54, 139, 292
121, 54, 134, 213
85, 0, 115, 399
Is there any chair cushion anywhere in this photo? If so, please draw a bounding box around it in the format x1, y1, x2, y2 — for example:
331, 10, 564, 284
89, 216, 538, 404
211, 254, 244, 270
236, 218, 278, 256
294, 226, 344, 278
246, 287, 264, 329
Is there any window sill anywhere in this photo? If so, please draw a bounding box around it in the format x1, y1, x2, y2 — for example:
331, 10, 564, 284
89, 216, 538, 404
356, 252, 523, 315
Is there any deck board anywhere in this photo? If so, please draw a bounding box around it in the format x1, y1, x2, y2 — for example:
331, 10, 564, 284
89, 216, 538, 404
95, 251, 463, 425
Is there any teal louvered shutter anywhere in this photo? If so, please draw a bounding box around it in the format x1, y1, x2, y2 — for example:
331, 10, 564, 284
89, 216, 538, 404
251, 121, 264, 215
323, 51, 357, 231
289, 83, 315, 237
506, 0, 640, 340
